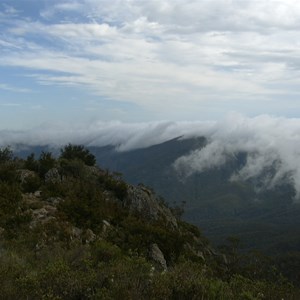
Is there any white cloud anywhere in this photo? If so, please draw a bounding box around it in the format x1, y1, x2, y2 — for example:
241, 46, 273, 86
174, 113, 300, 198
0, 83, 32, 93
0, 103, 21, 107
1, 0, 300, 119
2, 4, 19, 16
48, 23, 118, 39
2, 112, 300, 196
0, 119, 201, 150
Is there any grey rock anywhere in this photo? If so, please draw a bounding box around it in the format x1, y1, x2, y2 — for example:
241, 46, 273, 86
18, 169, 36, 183
34, 190, 42, 197
46, 197, 63, 205
83, 229, 96, 244
124, 185, 177, 228
103, 220, 110, 227
86, 166, 105, 177
102, 220, 111, 235
45, 168, 61, 183
150, 243, 167, 271
32, 207, 48, 219
30, 205, 57, 227
71, 227, 82, 240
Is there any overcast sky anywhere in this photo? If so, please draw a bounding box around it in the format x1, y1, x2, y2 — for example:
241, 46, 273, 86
1, 0, 300, 129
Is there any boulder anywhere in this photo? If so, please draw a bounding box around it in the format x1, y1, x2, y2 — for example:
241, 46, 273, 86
124, 185, 178, 228
83, 229, 96, 244
45, 197, 63, 205
45, 168, 61, 183
150, 243, 167, 271
70, 227, 82, 240
34, 190, 42, 197
30, 205, 57, 227
17, 169, 36, 183
102, 220, 111, 235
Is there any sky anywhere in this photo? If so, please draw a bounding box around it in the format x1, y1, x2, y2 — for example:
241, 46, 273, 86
1, 0, 300, 130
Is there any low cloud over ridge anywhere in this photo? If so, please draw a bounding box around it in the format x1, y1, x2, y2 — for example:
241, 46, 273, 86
2, 114, 300, 196
174, 114, 300, 197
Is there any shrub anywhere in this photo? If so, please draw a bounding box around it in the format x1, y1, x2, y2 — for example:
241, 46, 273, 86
59, 158, 86, 179
103, 176, 128, 200
0, 182, 22, 217
91, 240, 122, 263
39, 151, 56, 177
60, 144, 96, 166
0, 162, 18, 183
21, 174, 41, 193
0, 146, 13, 163
24, 153, 39, 172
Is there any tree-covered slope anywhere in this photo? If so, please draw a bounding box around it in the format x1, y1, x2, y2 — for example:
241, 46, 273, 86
85, 138, 300, 255
0, 145, 298, 299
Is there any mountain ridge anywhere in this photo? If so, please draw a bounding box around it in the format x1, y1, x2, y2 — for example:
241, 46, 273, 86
11, 137, 300, 254
2, 144, 299, 298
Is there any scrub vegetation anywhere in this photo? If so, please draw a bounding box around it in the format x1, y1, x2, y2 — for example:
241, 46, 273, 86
0, 145, 298, 299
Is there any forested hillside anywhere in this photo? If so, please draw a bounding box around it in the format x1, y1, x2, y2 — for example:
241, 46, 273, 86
0, 145, 299, 299
85, 137, 300, 256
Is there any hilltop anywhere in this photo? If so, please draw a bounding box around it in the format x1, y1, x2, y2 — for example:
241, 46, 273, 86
0, 145, 298, 299
15, 136, 300, 255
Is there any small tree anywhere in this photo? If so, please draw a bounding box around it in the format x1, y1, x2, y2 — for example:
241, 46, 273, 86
60, 144, 96, 166
24, 153, 39, 171
0, 146, 13, 164
39, 151, 56, 177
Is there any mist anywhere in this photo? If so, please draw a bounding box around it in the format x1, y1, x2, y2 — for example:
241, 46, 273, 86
2, 113, 300, 196
174, 113, 300, 198
0, 120, 209, 151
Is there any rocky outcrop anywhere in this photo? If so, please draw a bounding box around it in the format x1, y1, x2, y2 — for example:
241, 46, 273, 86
17, 169, 36, 183
102, 220, 111, 236
45, 197, 63, 205
19, 166, 215, 267
150, 243, 167, 271
34, 190, 42, 197
83, 229, 97, 244
45, 168, 61, 183
124, 185, 178, 228
30, 205, 57, 228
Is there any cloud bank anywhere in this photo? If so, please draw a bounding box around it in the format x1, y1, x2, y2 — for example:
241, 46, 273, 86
174, 114, 300, 197
0, 120, 208, 151
2, 114, 300, 196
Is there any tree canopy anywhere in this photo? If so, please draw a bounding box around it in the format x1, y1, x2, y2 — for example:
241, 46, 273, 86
60, 144, 96, 166
0, 146, 13, 163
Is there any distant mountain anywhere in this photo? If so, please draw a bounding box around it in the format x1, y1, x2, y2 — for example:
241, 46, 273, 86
14, 137, 300, 254
87, 137, 300, 254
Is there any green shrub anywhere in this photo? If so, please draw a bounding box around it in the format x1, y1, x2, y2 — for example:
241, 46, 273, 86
24, 153, 39, 172
39, 151, 56, 177
0, 182, 22, 217
21, 174, 41, 193
0, 162, 18, 183
0, 146, 13, 163
60, 144, 96, 166
91, 240, 122, 263
103, 176, 128, 200
59, 158, 84, 177
0, 252, 28, 299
